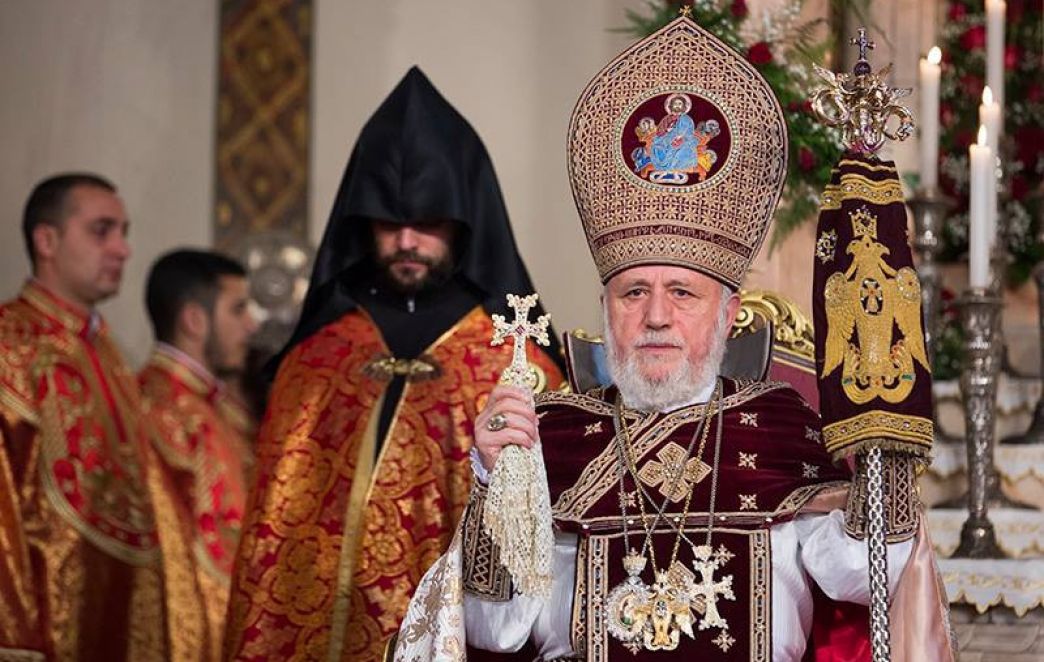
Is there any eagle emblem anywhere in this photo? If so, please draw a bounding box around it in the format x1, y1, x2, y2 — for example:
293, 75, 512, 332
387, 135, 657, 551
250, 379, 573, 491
822, 207, 928, 404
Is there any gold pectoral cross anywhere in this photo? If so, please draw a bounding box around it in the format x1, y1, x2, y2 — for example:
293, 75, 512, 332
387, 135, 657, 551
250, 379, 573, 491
491, 293, 551, 391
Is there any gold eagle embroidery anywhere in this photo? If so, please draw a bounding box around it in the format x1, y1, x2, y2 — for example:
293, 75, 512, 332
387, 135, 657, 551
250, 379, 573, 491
822, 207, 928, 404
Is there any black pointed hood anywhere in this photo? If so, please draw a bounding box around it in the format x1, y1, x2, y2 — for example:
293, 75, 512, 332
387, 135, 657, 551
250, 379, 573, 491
275, 67, 562, 370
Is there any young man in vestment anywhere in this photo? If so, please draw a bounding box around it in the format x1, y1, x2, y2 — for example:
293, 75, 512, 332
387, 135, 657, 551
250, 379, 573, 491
140, 249, 259, 661
0, 174, 209, 660
395, 17, 955, 662
224, 67, 565, 662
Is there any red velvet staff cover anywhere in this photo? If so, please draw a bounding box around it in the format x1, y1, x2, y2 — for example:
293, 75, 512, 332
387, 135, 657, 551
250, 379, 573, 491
811, 154, 934, 462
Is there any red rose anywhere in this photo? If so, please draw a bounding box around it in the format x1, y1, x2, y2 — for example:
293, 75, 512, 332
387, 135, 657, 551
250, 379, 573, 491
747, 42, 773, 65
960, 25, 986, 50
1004, 44, 1019, 70
940, 103, 955, 128
731, 0, 749, 19
1011, 175, 1029, 201
947, 2, 967, 20
959, 73, 982, 97
798, 146, 817, 171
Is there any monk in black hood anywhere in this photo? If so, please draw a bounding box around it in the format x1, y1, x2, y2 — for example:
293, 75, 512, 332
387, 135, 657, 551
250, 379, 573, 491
224, 67, 564, 662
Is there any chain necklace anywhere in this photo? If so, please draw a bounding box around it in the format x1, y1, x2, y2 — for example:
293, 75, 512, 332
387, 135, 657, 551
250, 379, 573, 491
605, 380, 736, 653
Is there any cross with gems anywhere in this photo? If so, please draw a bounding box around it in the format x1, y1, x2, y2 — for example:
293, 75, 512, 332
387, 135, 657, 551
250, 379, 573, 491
686, 545, 735, 632
850, 28, 875, 62
491, 293, 551, 390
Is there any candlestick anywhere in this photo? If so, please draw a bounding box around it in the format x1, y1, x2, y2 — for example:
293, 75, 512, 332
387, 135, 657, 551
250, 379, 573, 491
952, 289, 1004, 558
985, 0, 1006, 122
918, 47, 942, 191
968, 126, 992, 289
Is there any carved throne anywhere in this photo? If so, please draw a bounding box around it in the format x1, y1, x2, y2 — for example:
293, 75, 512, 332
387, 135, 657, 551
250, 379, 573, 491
563, 290, 819, 409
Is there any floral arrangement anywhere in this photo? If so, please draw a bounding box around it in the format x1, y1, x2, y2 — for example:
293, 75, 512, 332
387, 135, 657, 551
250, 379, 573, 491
623, 0, 844, 248
937, 0, 1043, 286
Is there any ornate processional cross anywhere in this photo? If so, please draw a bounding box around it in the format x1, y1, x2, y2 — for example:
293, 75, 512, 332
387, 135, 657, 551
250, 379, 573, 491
491, 293, 551, 390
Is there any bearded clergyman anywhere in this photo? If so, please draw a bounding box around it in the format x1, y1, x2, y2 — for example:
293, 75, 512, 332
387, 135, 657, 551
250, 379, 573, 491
394, 15, 955, 662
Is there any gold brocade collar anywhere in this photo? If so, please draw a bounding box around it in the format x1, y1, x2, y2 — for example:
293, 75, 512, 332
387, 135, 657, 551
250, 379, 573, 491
147, 344, 222, 402
20, 280, 104, 341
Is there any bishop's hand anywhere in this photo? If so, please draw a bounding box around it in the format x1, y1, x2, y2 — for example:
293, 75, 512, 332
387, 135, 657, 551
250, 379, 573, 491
475, 385, 539, 472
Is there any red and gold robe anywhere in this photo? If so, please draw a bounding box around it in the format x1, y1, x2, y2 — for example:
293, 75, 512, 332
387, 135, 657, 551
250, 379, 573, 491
0, 281, 208, 661
140, 346, 254, 661
225, 306, 564, 662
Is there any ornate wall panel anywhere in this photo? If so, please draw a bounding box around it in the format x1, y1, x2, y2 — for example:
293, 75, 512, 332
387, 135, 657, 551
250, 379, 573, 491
215, 0, 311, 249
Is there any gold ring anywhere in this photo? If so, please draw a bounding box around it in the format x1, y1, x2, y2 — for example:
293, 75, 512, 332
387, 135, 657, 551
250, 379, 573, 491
486, 413, 508, 432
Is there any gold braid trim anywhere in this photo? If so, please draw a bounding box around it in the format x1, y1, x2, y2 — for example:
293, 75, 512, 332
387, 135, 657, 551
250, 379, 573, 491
461, 483, 513, 602
822, 410, 933, 461
844, 450, 920, 543
820, 173, 904, 211
0, 649, 46, 662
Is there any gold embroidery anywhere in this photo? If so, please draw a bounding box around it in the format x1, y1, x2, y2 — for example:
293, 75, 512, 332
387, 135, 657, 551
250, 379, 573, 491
739, 412, 758, 427
713, 631, 736, 652
816, 229, 838, 264
738, 452, 757, 469
822, 207, 929, 404
585, 421, 603, 436
637, 442, 710, 502
804, 426, 821, 442
802, 463, 820, 479
552, 381, 787, 521
819, 172, 904, 211
461, 485, 512, 601
823, 410, 933, 457
739, 494, 757, 510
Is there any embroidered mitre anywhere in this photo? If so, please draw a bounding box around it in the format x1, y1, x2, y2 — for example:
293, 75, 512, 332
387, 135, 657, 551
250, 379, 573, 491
567, 16, 788, 288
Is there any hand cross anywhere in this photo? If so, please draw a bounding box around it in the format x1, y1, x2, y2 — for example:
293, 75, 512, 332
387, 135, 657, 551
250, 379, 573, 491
491, 293, 551, 390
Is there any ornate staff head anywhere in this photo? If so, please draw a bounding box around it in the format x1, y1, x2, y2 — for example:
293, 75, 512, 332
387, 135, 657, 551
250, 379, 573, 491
810, 28, 914, 155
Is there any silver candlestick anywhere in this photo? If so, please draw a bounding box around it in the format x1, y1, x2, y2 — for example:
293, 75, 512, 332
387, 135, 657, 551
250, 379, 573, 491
953, 288, 1005, 558
1003, 262, 1044, 445
909, 187, 953, 359
909, 187, 959, 442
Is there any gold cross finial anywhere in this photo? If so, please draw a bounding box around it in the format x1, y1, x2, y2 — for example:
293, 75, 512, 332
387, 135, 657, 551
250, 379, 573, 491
491, 293, 551, 390
679, 4, 693, 18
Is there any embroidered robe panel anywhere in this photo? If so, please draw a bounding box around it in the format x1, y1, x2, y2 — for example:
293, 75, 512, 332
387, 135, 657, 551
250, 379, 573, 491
535, 379, 851, 660
140, 351, 254, 661
0, 282, 207, 661
225, 307, 563, 662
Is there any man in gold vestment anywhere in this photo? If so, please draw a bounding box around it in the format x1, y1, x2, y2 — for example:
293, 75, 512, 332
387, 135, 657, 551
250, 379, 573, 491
140, 249, 259, 661
224, 68, 565, 662
0, 174, 208, 660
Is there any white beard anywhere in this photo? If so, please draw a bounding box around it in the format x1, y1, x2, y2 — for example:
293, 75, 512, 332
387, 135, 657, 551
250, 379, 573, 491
604, 305, 728, 412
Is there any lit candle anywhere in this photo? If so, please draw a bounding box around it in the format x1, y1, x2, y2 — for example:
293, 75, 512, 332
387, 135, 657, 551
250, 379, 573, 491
986, 0, 1006, 126
969, 125, 992, 289
919, 46, 942, 191
978, 86, 1001, 156
979, 87, 1001, 248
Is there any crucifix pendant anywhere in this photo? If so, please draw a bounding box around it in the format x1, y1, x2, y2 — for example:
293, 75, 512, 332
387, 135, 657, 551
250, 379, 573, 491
491, 293, 551, 391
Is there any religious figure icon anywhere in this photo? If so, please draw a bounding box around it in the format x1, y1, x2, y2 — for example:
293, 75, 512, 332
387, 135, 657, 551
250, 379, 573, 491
629, 93, 720, 185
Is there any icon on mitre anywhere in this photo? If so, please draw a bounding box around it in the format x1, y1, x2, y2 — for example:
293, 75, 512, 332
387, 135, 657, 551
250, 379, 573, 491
626, 92, 726, 186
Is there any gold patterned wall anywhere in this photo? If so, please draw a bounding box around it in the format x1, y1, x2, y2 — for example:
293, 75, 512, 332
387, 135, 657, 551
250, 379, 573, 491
215, 0, 312, 249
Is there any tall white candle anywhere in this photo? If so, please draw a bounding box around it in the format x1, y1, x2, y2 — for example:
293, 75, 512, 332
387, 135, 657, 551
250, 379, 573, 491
919, 47, 942, 191
979, 87, 1002, 249
986, 0, 1006, 127
978, 86, 1001, 156
969, 125, 992, 289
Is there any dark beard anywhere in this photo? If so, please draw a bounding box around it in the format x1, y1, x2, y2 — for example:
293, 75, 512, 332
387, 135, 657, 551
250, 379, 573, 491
375, 249, 454, 295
